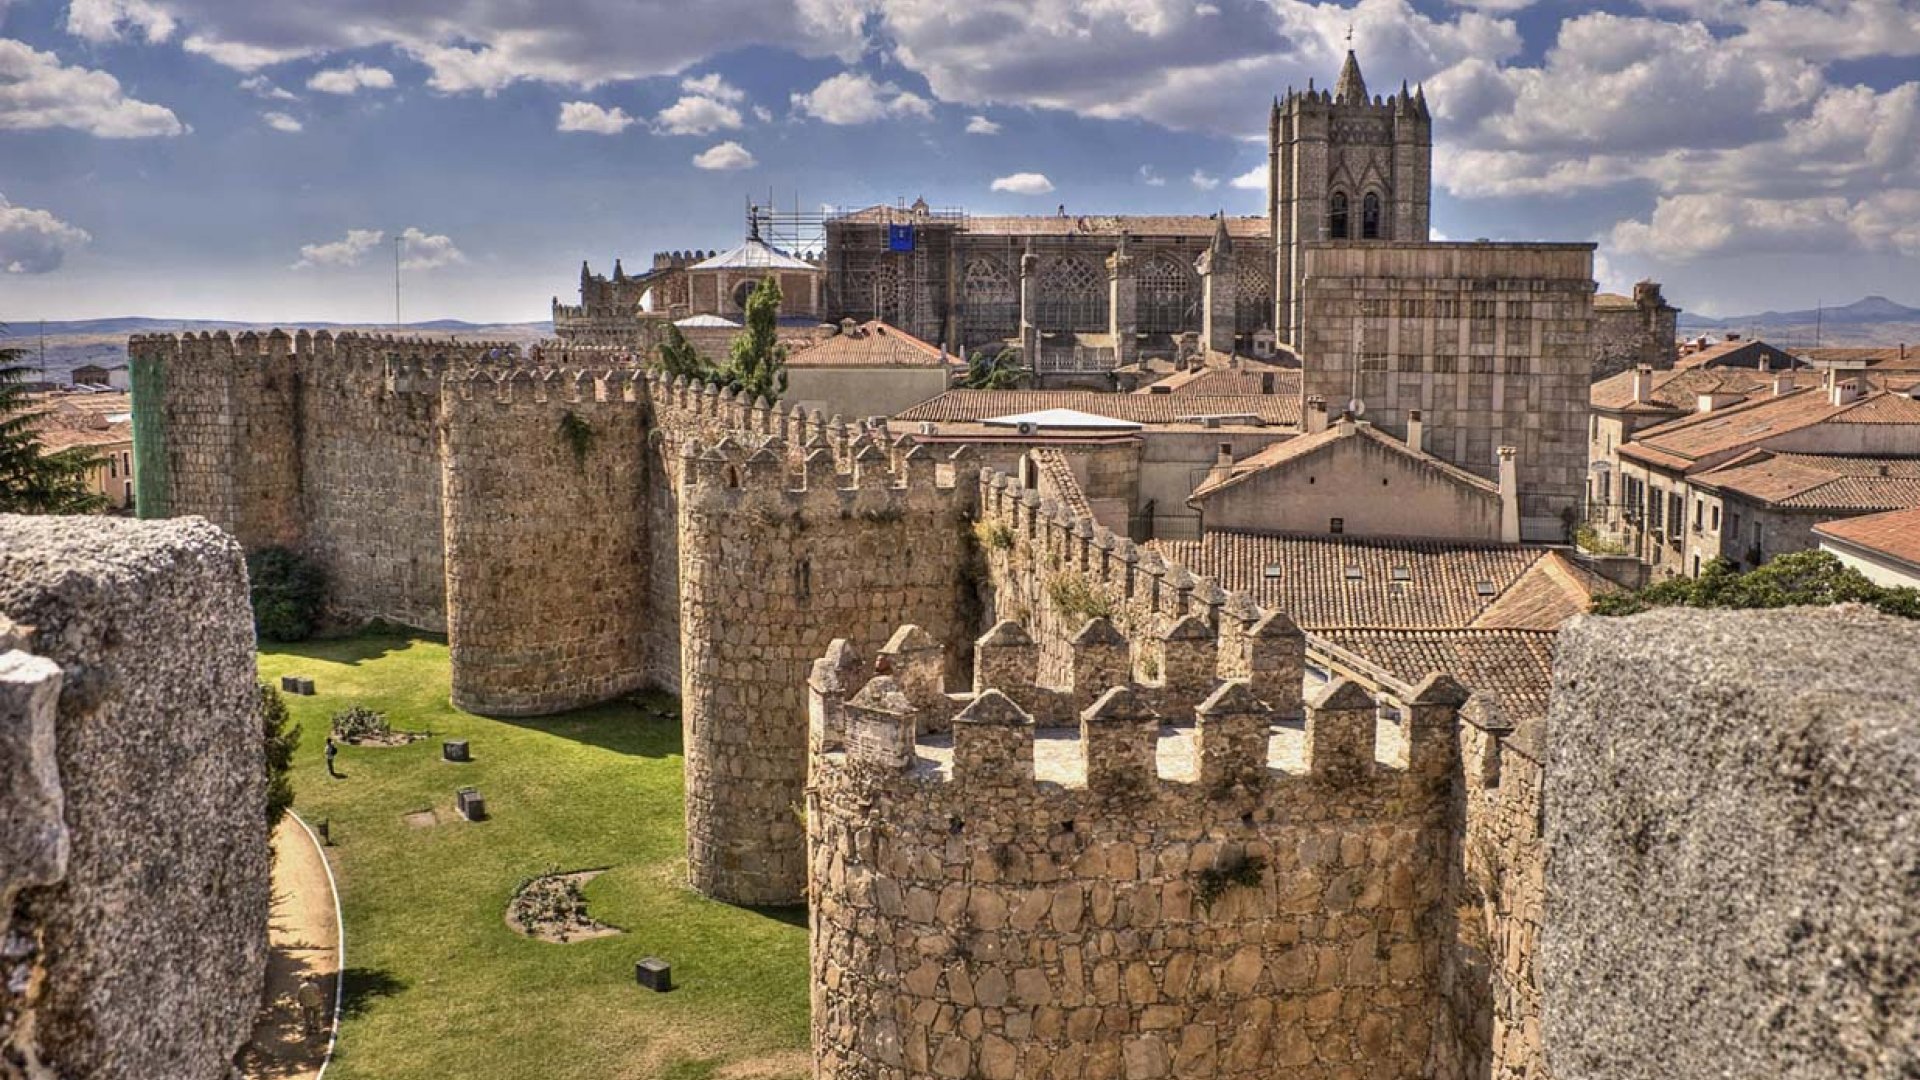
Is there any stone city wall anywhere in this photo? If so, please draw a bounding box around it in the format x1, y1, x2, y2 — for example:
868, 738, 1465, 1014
806, 620, 1467, 1079
0, 515, 268, 1080
678, 435, 980, 906
440, 368, 653, 716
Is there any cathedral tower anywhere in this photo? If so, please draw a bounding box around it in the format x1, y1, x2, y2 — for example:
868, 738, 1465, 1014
1268, 51, 1432, 346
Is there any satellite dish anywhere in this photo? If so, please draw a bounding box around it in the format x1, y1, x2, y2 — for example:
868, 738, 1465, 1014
1347, 398, 1367, 417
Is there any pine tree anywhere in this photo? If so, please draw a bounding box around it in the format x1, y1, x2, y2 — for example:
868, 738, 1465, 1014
962, 347, 1028, 390
0, 329, 107, 515
724, 277, 788, 402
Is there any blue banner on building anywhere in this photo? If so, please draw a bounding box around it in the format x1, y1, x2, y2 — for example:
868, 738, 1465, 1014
887, 224, 915, 252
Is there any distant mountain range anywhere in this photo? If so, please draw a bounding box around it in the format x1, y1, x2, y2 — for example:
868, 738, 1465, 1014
1679, 295, 1920, 330
5, 317, 553, 337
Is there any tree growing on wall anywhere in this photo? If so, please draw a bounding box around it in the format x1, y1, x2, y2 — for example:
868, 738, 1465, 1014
655, 323, 715, 382
1591, 551, 1920, 620
723, 277, 788, 402
962, 347, 1028, 390
0, 328, 107, 514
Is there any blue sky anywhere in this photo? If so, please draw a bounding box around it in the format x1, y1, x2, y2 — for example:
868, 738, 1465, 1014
2, 0, 1917, 323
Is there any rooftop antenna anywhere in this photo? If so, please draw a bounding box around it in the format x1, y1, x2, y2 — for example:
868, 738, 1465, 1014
394, 234, 404, 327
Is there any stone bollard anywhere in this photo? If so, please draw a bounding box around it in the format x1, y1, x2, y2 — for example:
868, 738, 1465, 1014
443, 739, 470, 763
455, 787, 486, 821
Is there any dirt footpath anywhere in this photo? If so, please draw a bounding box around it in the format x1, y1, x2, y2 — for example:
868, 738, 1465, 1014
241, 815, 341, 1080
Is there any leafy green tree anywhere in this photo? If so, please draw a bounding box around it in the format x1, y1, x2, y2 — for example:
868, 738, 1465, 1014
247, 546, 328, 642
1591, 550, 1920, 621
962, 348, 1028, 390
0, 328, 107, 515
258, 682, 301, 829
654, 323, 714, 382
723, 277, 788, 402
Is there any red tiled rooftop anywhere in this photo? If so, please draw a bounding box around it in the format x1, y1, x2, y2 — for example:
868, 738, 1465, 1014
1814, 506, 1920, 569
897, 390, 1301, 427
787, 320, 951, 368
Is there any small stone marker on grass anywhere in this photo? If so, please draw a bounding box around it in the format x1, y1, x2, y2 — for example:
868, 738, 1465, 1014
635, 958, 671, 992
456, 786, 486, 821
280, 675, 316, 695
443, 739, 470, 763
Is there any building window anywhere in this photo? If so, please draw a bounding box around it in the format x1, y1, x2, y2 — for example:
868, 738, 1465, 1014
1397, 298, 1424, 319
108, 457, 117, 479
1433, 299, 1459, 320
1711, 506, 1721, 531
1693, 499, 1703, 531
1035, 255, 1108, 331
1361, 192, 1382, 240
1138, 253, 1197, 334
962, 257, 1017, 337
1329, 192, 1350, 240
1330, 517, 1345, 535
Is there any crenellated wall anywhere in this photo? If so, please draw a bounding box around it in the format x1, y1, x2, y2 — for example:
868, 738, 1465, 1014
677, 435, 980, 905
806, 620, 1467, 1079
441, 367, 652, 716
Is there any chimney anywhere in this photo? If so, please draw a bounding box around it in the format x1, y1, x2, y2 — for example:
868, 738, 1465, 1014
1406, 409, 1424, 452
1306, 396, 1328, 434
1261, 372, 1275, 394
1631, 364, 1654, 405
1207, 442, 1236, 486
1497, 446, 1521, 544
1336, 410, 1357, 435
1830, 377, 1863, 407
1773, 371, 1794, 397
1696, 393, 1717, 414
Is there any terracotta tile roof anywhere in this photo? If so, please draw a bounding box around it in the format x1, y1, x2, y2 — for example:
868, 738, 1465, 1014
30, 419, 132, 453
1800, 346, 1920, 371
1693, 450, 1920, 511
897, 390, 1301, 427
1188, 420, 1496, 502
1619, 387, 1920, 473
787, 320, 951, 368
1593, 292, 1639, 311
1470, 553, 1614, 629
1672, 339, 1802, 371
1814, 506, 1920, 569
1148, 531, 1571, 631
1315, 628, 1559, 725
1028, 448, 1092, 519
1590, 367, 1817, 413
830, 205, 1269, 241
1138, 366, 1299, 396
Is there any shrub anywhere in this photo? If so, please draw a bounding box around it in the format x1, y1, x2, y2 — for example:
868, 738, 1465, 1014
1194, 851, 1268, 911
1047, 574, 1115, 621
973, 520, 1015, 552
1572, 524, 1629, 556
1592, 551, 1920, 621
331, 705, 390, 743
258, 683, 300, 829
247, 547, 326, 642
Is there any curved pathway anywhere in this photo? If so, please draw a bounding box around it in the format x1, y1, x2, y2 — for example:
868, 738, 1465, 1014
241, 813, 343, 1080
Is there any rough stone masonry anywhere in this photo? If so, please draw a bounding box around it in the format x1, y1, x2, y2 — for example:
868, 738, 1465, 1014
1544, 605, 1920, 1080
0, 515, 269, 1080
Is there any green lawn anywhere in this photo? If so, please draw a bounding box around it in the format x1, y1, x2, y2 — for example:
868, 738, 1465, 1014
260, 633, 810, 1080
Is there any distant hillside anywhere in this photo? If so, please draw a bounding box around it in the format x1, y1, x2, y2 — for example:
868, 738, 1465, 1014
1, 317, 554, 380
1678, 295, 1920, 347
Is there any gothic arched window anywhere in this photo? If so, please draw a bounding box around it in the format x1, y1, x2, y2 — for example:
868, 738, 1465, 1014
1235, 259, 1273, 333
1138, 254, 1197, 334
1035, 255, 1108, 332
963, 258, 1017, 337
1362, 192, 1382, 240
1329, 192, 1350, 240
871, 264, 900, 324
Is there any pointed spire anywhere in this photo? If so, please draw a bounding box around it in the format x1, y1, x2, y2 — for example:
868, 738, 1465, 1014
1210, 211, 1233, 255
613, 257, 626, 282
1335, 49, 1368, 105
580, 259, 592, 287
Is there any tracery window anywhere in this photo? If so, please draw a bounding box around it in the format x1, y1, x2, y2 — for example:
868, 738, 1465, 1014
1234, 259, 1273, 332
1329, 192, 1350, 240
1137, 254, 1196, 334
1362, 192, 1382, 239
963, 257, 1017, 337
871, 264, 900, 325
1034, 255, 1108, 332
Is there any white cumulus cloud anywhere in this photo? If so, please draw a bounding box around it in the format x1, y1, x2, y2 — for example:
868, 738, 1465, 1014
0, 194, 91, 274
692, 140, 755, 170
306, 65, 395, 95
965, 114, 1000, 135
0, 39, 185, 137
261, 110, 302, 132
239, 75, 297, 100
1139, 165, 1167, 187
1190, 170, 1219, 190
990, 172, 1054, 195
558, 101, 635, 134
398, 226, 466, 270
65, 0, 176, 43
1229, 165, 1265, 190
791, 72, 932, 125
294, 228, 385, 269
680, 72, 745, 103
655, 94, 741, 135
